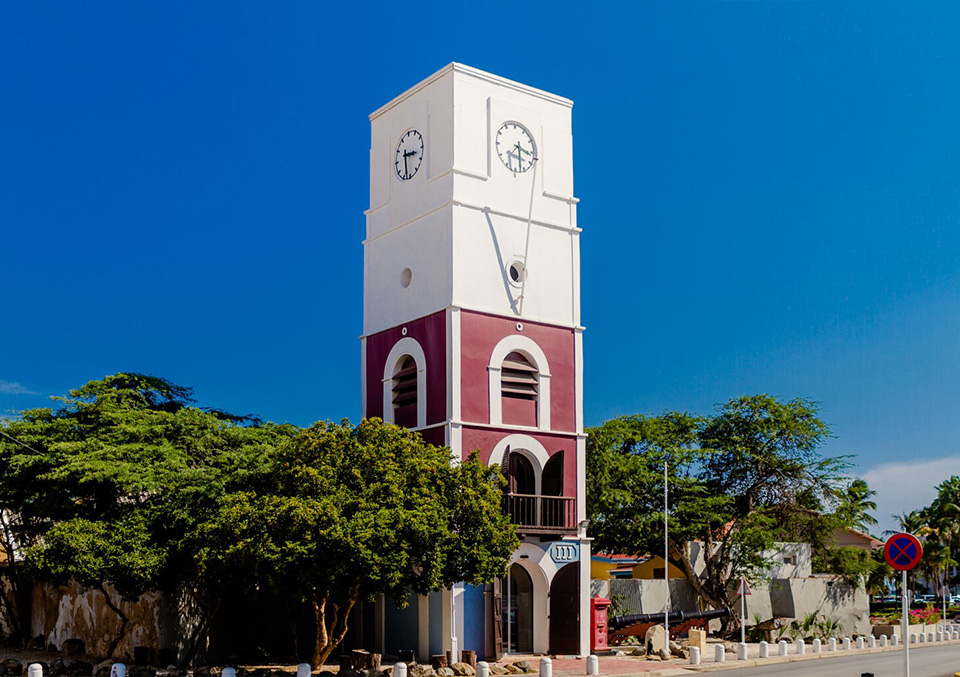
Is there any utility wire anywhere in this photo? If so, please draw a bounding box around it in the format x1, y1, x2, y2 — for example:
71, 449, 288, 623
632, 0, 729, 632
0, 429, 43, 455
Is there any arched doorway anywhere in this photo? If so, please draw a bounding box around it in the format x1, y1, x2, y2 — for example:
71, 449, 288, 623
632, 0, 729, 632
549, 562, 580, 655
502, 564, 534, 653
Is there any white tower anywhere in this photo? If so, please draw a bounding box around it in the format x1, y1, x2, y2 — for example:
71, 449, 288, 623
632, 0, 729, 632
363, 63, 587, 658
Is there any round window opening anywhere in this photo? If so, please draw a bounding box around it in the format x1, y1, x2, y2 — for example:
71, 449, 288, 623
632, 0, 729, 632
400, 268, 413, 289
508, 261, 526, 287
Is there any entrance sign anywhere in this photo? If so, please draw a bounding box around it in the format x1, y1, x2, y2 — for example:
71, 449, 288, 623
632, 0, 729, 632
736, 578, 752, 596
884, 533, 923, 571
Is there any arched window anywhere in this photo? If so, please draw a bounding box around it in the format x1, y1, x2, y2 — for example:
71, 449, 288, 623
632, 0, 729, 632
392, 355, 418, 428
382, 337, 426, 429
501, 351, 538, 427
488, 335, 551, 430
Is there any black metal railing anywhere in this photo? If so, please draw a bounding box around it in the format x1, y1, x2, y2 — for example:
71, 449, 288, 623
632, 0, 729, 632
502, 493, 576, 532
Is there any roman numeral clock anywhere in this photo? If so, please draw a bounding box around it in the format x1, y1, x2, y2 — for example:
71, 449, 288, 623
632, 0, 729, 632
361, 63, 586, 661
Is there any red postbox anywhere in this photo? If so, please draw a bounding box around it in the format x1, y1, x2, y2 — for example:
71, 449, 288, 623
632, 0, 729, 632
590, 597, 611, 652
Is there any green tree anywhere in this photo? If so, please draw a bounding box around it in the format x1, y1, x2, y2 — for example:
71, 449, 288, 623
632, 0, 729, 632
835, 479, 878, 532
587, 395, 848, 634
192, 418, 518, 667
0, 373, 295, 657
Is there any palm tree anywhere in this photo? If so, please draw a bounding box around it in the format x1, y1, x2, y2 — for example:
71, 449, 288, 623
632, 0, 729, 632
838, 479, 878, 532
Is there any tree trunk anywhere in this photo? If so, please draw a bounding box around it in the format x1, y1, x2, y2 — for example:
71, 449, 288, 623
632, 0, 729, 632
311, 583, 361, 668
96, 584, 130, 659
179, 594, 219, 668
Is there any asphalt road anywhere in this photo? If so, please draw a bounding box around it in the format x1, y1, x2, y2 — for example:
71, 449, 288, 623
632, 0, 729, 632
705, 644, 960, 677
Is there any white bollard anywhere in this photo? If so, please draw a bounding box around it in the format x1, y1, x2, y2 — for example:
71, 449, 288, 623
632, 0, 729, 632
539, 657, 552, 677
795, 639, 805, 655
394, 663, 408, 677
715, 644, 726, 663
828, 637, 837, 651
778, 640, 788, 656
954, 631, 959, 640
297, 666, 311, 677
222, 670, 237, 677
737, 642, 747, 660
812, 638, 821, 653
759, 641, 768, 659
111, 665, 127, 677
478, 663, 490, 677
868, 635, 876, 648
927, 632, 934, 643
584, 656, 597, 676
892, 633, 899, 645
936, 631, 943, 642
880, 635, 888, 647
910, 633, 917, 644
856, 637, 864, 649
842, 637, 851, 650
689, 647, 700, 666
28, 665, 43, 677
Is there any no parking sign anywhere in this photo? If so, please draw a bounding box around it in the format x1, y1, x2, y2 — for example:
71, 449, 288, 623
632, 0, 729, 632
884, 532, 923, 571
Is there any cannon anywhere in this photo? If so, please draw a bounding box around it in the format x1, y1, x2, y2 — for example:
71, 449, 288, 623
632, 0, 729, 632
608, 608, 731, 645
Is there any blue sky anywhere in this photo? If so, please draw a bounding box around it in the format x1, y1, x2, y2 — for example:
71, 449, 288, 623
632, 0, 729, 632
2, 2, 958, 533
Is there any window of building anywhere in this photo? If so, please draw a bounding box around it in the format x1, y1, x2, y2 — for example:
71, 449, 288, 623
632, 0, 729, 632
501, 351, 538, 427
392, 355, 418, 428
783, 555, 797, 566
653, 568, 666, 580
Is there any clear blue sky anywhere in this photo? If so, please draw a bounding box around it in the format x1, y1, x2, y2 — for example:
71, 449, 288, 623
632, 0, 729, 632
2, 2, 958, 533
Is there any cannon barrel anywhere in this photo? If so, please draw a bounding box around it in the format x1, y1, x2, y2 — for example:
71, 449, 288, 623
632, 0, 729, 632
609, 608, 730, 631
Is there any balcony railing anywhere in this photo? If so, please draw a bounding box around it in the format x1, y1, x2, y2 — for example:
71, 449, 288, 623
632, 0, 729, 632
503, 493, 576, 532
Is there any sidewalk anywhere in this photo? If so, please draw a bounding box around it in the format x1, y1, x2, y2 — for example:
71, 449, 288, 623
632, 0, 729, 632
539, 635, 960, 677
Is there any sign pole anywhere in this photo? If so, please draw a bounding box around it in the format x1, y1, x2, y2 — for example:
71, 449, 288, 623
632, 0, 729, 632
740, 590, 745, 645
902, 568, 909, 677
664, 460, 669, 648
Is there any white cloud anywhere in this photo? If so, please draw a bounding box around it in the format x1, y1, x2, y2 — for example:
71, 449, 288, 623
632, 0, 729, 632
0, 380, 38, 395
862, 456, 960, 536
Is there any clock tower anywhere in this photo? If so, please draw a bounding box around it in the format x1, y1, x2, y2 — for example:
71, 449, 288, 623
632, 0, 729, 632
362, 63, 588, 658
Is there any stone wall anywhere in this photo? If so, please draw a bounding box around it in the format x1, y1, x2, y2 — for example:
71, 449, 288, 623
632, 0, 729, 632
593, 576, 871, 636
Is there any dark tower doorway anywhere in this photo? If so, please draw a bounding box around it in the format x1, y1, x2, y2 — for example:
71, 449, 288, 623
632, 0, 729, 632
548, 562, 580, 655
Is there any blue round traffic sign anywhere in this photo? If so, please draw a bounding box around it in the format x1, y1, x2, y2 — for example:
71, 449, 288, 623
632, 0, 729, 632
884, 532, 923, 571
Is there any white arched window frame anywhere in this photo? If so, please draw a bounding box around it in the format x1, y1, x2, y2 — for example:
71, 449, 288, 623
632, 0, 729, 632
489, 434, 550, 496
382, 337, 427, 429
488, 335, 551, 430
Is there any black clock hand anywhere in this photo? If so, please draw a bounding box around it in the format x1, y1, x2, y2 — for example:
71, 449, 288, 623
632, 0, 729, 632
403, 154, 409, 176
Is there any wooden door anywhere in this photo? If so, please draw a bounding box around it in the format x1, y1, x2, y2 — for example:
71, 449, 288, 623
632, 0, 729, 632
491, 578, 503, 660
548, 563, 580, 655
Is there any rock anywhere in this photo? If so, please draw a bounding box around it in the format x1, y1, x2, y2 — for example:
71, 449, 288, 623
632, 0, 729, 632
509, 664, 530, 675
128, 667, 156, 677
643, 655, 661, 662
3, 660, 23, 676
48, 659, 68, 677
93, 661, 115, 677
488, 668, 507, 676
502, 667, 522, 676
657, 649, 670, 661
27, 636, 46, 650
192, 668, 220, 677
47, 644, 59, 654
409, 666, 434, 677
62, 639, 86, 657
436, 669, 454, 677
450, 664, 474, 677
66, 660, 94, 677
644, 625, 667, 657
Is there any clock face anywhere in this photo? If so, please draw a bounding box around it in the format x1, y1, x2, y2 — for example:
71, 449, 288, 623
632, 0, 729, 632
496, 122, 537, 173
395, 129, 424, 180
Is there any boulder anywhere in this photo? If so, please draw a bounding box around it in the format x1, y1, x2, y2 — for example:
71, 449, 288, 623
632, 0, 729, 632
2, 660, 23, 677
62, 639, 86, 657
93, 661, 115, 677
66, 660, 94, 677
644, 625, 667, 657
27, 636, 46, 651
502, 667, 522, 675
128, 667, 156, 677
487, 668, 507, 676
450, 664, 474, 677
47, 644, 59, 654
47, 660, 68, 677
509, 664, 530, 674
409, 666, 434, 677
436, 669, 454, 677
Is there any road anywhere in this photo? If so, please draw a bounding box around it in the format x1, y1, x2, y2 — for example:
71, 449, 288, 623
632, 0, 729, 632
707, 644, 960, 677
